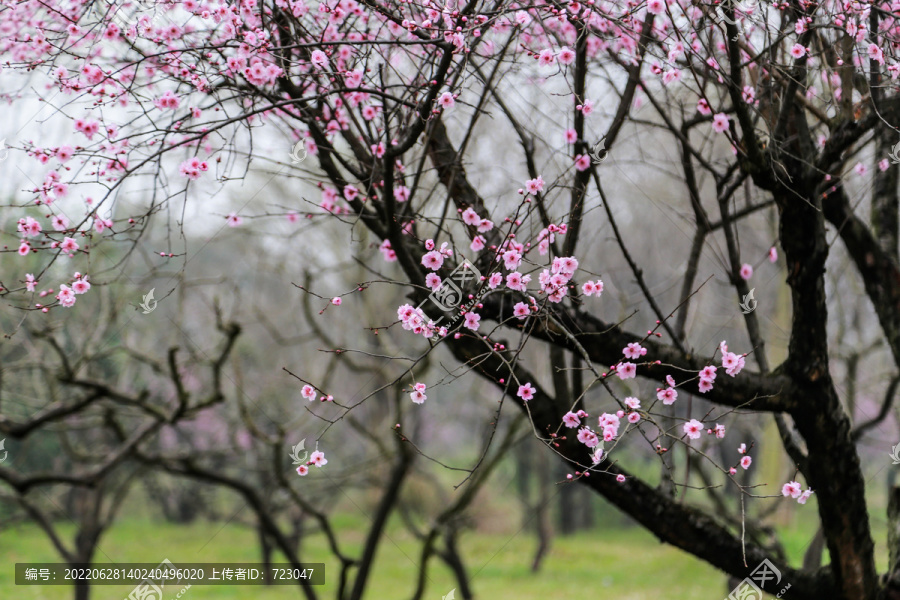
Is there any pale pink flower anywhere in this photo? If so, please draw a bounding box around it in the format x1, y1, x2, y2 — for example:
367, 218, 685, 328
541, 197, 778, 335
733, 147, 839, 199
438, 92, 455, 109
477, 219, 494, 233
574, 154, 591, 171
410, 390, 426, 404
301, 385, 316, 401
798, 489, 814, 504
421, 250, 444, 271
683, 419, 703, 440
461, 207, 481, 226
625, 397, 641, 409
52, 214, 69, 231
488, 273, 503, 289
854, 162, 867, 177
868, 43, 885, 65
463, 312, 481, 331
331, 297, 342, 306
627, 412, 640, 424
517, 382, 536, 401
698, 379, 714, 393
525, 176, 545, 194
740, 456, 752, 470
617, 362, 637, 380
513, 302, 530, 319
18, 241, 30, 256
562, 411, 581, 428
712, 113, 730, 133
538, 48, 555, 66
739, 263, 753, 280
790, 43, 806, 59
296, 465, 309, 476
738, 443, 746, 454
56, 284, 76, 308
647, 0, 665, 14
25, 274, 37, 292
591, 447, 604, 464
426, 273, 441, 291
72, 278, 91, 294
623, 343, 645, 359
658, 387, 678, 405
558, 46, 576, 65
310, 451, 328, 467
503, 250, 522, 271
60, 237, 79, 253
782, 481, 802, 498
697, 98, 712, 116
470, 235, 486, 252
577, 427, 599, 447
310, 49, 329, 69
616, 474, 626, 482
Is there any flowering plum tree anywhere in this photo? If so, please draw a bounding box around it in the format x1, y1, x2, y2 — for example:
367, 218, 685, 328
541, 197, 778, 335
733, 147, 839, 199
2, 0, 900, 597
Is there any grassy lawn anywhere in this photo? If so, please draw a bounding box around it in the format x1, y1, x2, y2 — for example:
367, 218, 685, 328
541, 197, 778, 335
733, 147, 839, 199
0, 509, 833, 600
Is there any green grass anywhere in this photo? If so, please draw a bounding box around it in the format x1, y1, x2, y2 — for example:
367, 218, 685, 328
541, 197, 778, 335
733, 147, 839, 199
0, 510, 824, 600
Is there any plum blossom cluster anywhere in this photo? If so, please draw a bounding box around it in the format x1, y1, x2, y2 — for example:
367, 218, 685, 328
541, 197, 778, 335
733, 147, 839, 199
782, 480, 814, 505
21, 272, 91, 311
300, 385, 334, 403
410, 382, 427, 404
397, 303, 446, 339
296, 450, 328, 477
728, 443, 753, 474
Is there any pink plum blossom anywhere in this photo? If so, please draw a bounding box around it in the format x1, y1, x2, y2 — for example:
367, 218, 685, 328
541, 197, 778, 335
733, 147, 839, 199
782, 481, 802, 498
310, 451, 328, 467
517, 382, 536, 401
683, 419, 703, 440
